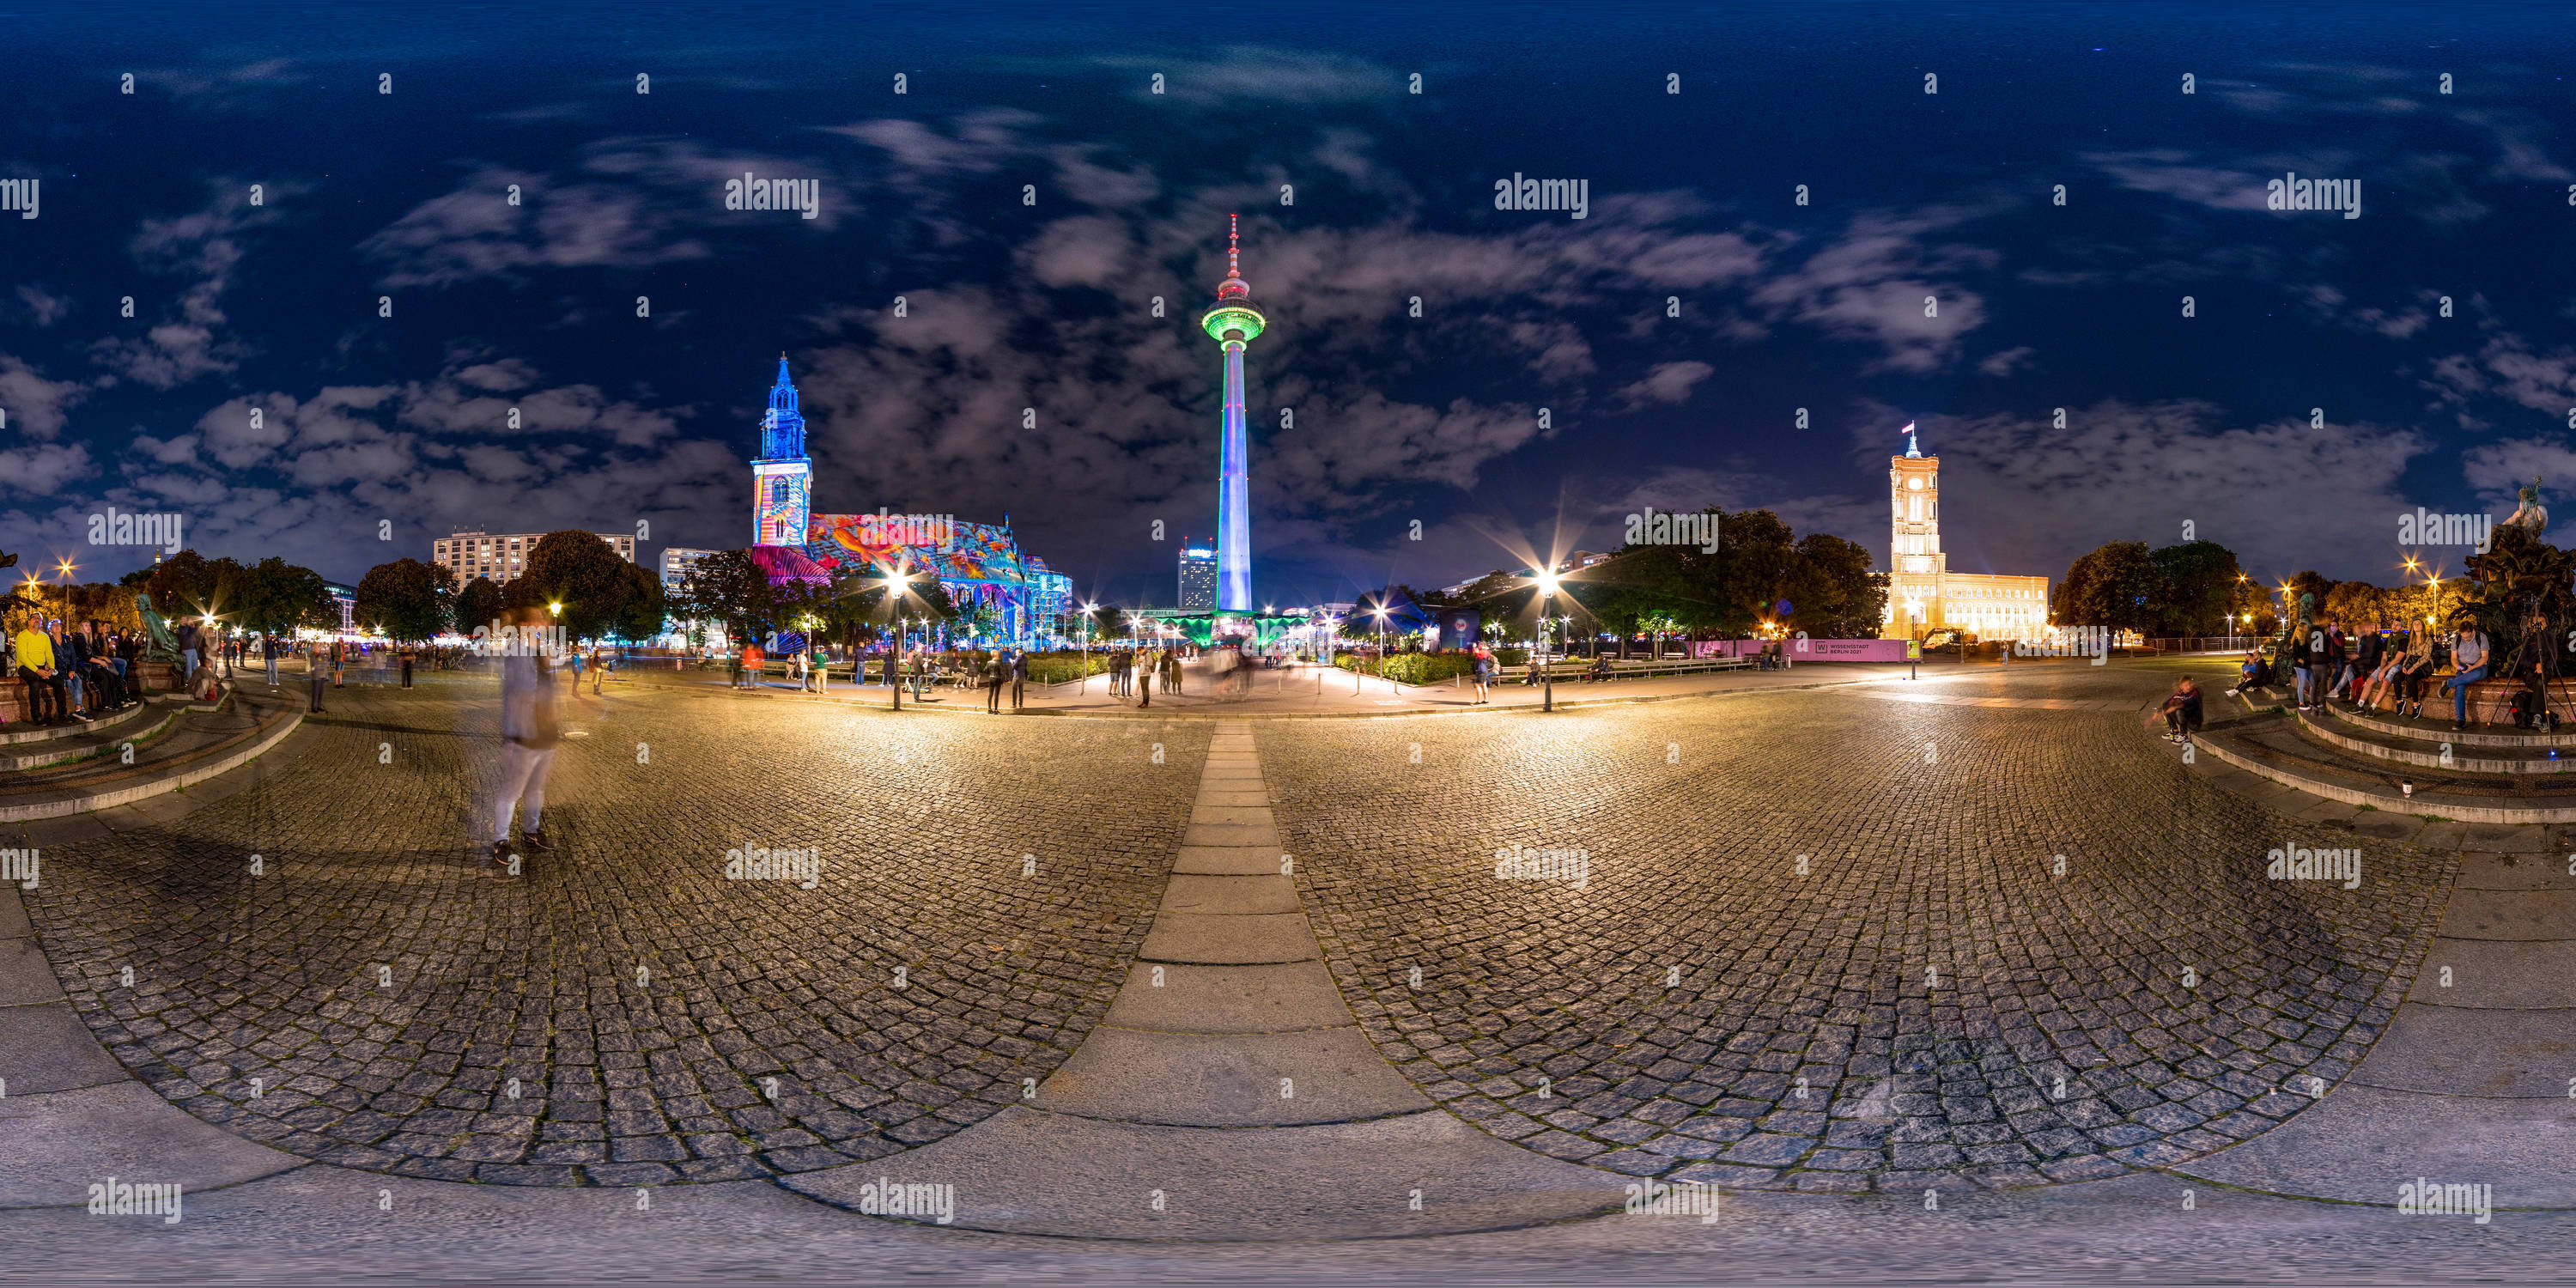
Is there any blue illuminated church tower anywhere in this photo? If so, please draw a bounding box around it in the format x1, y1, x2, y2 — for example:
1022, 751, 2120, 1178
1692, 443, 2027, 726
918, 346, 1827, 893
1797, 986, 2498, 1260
750, 354, 811, 546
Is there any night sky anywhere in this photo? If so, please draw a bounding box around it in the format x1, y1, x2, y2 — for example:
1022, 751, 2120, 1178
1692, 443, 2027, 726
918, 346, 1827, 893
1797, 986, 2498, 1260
7, 2, 2576, 607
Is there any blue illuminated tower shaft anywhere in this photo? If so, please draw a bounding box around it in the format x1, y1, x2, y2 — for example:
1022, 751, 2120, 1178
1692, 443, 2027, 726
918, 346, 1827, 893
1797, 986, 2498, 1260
1200, 213, 1267, 616
1218, 341, 1252, 611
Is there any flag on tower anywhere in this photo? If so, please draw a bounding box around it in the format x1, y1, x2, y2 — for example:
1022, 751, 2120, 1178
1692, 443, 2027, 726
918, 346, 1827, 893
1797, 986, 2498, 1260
1898, 421, 1915, 437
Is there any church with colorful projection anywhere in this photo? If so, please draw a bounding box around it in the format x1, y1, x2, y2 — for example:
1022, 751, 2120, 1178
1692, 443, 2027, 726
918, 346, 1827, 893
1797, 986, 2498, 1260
745, 356, 1072, 642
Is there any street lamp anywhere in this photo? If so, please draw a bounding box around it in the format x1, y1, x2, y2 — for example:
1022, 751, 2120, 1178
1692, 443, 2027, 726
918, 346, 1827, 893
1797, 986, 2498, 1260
1079, 601, 1097, 694
1536, 571, 1562, 713
883, 572, 911, 710
1371, 604, 1390, 691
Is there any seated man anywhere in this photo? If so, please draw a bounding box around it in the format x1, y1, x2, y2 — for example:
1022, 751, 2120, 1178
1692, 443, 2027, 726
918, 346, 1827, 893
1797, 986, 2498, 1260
2160, 676, 2204, 744
1587, 656, 1613, 681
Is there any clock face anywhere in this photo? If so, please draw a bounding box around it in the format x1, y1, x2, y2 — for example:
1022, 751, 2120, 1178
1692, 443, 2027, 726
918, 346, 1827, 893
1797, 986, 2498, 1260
1906, 477, 1924, 490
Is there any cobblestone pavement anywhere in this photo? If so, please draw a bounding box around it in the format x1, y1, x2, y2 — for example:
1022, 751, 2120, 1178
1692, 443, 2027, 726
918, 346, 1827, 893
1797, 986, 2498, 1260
17, 676, 1207, 1186
1258, 661, 2456, 1194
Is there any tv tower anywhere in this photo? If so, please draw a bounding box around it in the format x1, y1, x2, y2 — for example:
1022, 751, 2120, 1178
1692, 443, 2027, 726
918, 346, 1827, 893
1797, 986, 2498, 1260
1200, 214, 1267, 612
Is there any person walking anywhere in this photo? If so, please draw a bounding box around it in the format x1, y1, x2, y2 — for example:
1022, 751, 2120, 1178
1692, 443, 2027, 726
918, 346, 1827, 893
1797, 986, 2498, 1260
793, 647, 811, 693
1472, 641, 1494, 703
484, 607, 561, 880
307, 637, 328, 713
14, 616, 64, 726
742, 638, 765, 690
2443, 622, 2490, 731
262, 633, 280, 687
174, 619, 199, 693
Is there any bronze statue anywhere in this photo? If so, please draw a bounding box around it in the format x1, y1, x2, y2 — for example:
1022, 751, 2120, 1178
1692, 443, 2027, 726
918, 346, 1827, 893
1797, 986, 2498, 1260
2504, 476, 2549, 538
133, 591, 182, 660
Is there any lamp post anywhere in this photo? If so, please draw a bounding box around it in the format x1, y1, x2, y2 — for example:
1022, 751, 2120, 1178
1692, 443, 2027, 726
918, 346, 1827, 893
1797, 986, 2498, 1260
1537, 571, 1561, 713
884, 573, 911, 710
1079, 602, 1097, 694
1371, 605, 1389, 693
52, 556, 76, 629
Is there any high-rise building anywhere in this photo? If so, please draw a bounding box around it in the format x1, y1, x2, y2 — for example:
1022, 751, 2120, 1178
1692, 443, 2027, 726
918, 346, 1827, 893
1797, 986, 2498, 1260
1200, 214, 1267, 612
1880, 424, 2050, 640
660, 547, 720, 594
1178, 540, 1217, 610
433, 529, 636, 586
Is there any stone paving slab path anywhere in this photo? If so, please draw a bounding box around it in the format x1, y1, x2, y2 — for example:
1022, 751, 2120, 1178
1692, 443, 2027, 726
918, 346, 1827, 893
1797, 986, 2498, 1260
781, 720, 1631, 1237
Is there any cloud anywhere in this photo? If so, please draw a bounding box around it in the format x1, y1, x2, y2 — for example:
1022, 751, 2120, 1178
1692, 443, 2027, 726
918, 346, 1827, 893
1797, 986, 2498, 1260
15, 286, 70, 327
0, 355, 88, 438
361, 138, 860, 289
2427, 330, 2576, 416
1749, 208, 1996, 374
1616, 360, 1715, 407
1978, 346, 2035, 378
1904, 400, 2431, 580
1091, 47, 1406, 106
86, 184, 282, 388
0, 441, 93, 496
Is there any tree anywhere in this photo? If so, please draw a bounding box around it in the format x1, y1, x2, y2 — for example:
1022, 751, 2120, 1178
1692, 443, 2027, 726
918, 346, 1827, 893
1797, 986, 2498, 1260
605, 561, 668, 642
1779, 532, 1888, 640
2053, 541, 2157, 632
1712, 509, 1795, 632
355, 558, 458, 643
0, 550, 51, 637
507, 531, 640, 643
229, 557, 335, 637
683, 550, 786, 643
2146, 540, 2244, 635
455, 577, 505, 640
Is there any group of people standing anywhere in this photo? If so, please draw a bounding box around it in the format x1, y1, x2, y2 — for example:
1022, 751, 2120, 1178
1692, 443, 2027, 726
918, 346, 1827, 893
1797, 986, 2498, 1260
1107, 647, 1182, 706
8, 617, 150, 726
2237, 620, 2539, 731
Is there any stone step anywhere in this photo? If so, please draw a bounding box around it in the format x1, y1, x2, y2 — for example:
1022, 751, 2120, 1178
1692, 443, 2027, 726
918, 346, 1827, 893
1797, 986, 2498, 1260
0, 696, 163, 748
2296, 708, 2576, 775
2346, 1004, 2576, 1098
0, 708, 181, 772
2315, 698, 2576, 750
0, 690, 301, 823
2173, 1083, 2576, 1210
2192, 716, 2576, 824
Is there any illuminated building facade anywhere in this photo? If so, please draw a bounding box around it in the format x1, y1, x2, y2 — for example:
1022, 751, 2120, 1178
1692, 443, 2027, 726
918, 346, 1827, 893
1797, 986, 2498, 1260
1880, 425, 2050, 640
434, 529, 637, 586
744, 357, 1071, 643
1178, 540, 1217, 611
